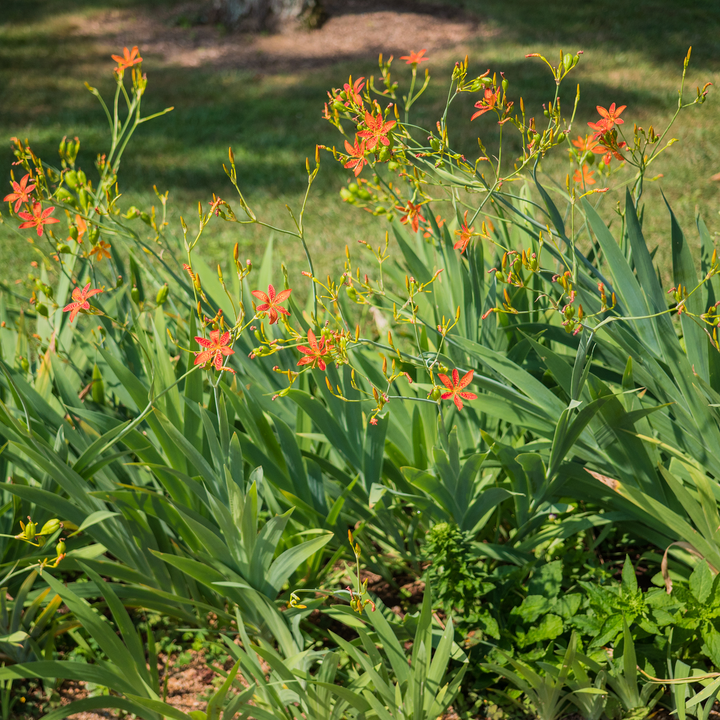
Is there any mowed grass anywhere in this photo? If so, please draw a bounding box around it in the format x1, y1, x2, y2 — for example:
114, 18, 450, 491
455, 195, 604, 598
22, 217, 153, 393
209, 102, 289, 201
2, 0, 720, 286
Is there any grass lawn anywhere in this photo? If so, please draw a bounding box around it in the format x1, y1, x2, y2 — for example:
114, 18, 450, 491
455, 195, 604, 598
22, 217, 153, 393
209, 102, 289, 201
2, 0, 720, 286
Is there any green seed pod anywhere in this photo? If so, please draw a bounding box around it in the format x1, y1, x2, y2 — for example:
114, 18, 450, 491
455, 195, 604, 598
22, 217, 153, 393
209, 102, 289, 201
36, 303, 48, 317
20, 357, 29, 372
64, 171, 79, 189
22, 519, 37, 541
92, 363, 105, 405
57, 244, 71, 254
156, 284, 169, 306
431, 386, 442, 401
563, 53, 574, 72
387, 161, 399, 171
40, 519, 61, 536
377, 145, 392, 163
77, 169, 87, 186
77, 188, 89, 210
555, 131, 566, 144
131, 287, 141, 304
357, 188, 371, 200
339, 188, 353, 202
348, 183, 359, 194
56, 539, 66, 557
55, 187, 76, 204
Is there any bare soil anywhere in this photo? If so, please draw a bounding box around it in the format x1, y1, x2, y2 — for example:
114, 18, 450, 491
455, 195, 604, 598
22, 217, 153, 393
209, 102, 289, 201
72, 0, 489, 75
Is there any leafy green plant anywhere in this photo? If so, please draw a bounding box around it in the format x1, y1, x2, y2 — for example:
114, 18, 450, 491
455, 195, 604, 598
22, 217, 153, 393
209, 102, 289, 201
483, 633, 578, 720
577, 622, 664, 720
421, 522, 499, 638
322, 587, 468, 720
2, 29, 720, 720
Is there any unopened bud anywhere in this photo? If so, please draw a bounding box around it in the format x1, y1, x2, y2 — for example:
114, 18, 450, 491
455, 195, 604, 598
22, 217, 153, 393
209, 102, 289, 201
40, 519, 61, 536
155, 284, 169, 306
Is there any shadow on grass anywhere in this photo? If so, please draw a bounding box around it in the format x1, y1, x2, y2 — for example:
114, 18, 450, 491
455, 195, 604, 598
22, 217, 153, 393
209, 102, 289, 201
429, 0, 720, 72
1, 0, 719, 275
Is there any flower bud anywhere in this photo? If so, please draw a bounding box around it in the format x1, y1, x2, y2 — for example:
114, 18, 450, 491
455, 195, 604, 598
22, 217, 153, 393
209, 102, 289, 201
55, 187, 76, 204
156, 284, 169, 306
40, 519, 61, 536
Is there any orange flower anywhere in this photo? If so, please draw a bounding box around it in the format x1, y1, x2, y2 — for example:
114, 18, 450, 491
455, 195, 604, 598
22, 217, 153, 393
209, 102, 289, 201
194, 330, 235, 373
343, 137, 367, 177
63, 283, 103, 323
592, 137, 628, 165
18, 202, 59, 237
424, 214, 445, 239
437, 368, 478, 411
571, 135, 599, 154
343, 76, 365, 107
400, 49, 428, 65
471, 88, 500, 120
453, 210, 475, 252
357, 111, 396, 152
588, 103, 626, 138
297, 330, 330, 371
573, 164, 595, 187
89, 240, 112, 262
75, 214, 88, 243
3, 174, 36, 212
251, 284, 291, 324
112, 46, 143, 72
397, 200, 426, 233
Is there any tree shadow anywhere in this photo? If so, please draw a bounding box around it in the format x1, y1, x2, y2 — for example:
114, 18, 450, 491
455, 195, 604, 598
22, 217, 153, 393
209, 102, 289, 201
1, 0, 718, 199
454, 0, 720, 71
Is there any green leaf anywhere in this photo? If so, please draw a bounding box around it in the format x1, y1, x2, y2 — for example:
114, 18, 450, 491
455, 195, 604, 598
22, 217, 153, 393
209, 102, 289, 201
265, 532, 333, 596
690, 560, 713, 604
69, 510, 120, 536
528, 560, 563, 597
42, 696, 157, 720
0, 660, 135, 696
666, 192, 709, 382
621, 555, 638, 594
126, 694, 195, 720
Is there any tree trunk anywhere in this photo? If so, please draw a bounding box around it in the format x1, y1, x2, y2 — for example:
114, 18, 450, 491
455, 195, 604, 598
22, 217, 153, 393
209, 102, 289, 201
212, 0, 324, 29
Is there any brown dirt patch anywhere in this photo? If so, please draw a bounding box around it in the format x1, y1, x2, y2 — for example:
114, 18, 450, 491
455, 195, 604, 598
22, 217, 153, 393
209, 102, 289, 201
71, 0, 490, 74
